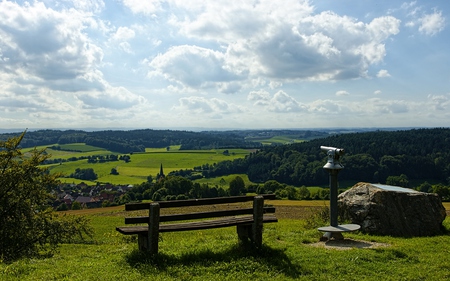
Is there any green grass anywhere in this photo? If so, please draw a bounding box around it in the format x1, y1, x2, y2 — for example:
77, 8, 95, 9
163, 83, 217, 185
194, 174, 252, 188
23, 143, 109, 159
2, 204, 450, 280
44, 145, 251, 185
58, 143, 107, 152
145, 145, 181, 152
247, 135, 305, 145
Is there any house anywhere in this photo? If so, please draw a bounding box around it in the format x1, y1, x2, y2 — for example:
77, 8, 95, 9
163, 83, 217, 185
74, 196, 101, 208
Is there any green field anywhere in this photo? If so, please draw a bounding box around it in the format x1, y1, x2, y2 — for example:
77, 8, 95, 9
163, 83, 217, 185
23, 143, 112, 160
247, 135, 305, 145
45, 145, 251, 185
2, 202, 450, 280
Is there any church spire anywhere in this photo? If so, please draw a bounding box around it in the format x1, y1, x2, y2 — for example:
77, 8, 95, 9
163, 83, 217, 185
158, 163, 165, 181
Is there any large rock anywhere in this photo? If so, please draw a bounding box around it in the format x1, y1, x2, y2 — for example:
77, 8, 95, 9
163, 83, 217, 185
338, 182, 446, 237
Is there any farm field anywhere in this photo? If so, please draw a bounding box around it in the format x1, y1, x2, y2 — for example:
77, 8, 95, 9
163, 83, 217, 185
2, 201, 450, 280
42, 144, 251, 185
246, 135, 305, 145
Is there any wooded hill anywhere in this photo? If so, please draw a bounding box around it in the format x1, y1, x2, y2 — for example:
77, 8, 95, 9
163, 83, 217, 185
3, 127, 449, 187
199, 128, 450, 186
0, 129, 328, 153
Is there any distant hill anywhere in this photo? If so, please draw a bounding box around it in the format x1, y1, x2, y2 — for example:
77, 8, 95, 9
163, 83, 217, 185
200, 128, 450, 186
0, 128, 332, 153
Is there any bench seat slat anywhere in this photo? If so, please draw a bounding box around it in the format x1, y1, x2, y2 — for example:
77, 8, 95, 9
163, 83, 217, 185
125, 207, 276, 224
116, 215, 278, 235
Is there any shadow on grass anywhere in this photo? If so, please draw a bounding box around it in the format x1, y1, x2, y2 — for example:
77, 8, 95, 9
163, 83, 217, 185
125, 242, 307, 278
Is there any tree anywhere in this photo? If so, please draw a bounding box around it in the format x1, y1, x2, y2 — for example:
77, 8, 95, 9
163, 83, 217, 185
298, 186, 311, 200
229, 176, 245, 196
70, 168, 98, 181
110, 168, 119, 175
263, 180, 283, 193
57, 203, 69, 211
417, 181, 432, 193
0, 132, 92, 262
71, 201, 82, 210
386, 174, 409, 188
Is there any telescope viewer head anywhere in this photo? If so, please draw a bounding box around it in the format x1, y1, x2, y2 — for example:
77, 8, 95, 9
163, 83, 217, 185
320, 146, 345, 170
320, 146, 345, 156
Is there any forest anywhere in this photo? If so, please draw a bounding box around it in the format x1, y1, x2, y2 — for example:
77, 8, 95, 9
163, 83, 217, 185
0, 129, 328, 153
194, 128, 450, 187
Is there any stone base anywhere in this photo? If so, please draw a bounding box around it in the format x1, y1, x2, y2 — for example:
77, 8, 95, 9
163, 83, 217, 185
318, 224, 361, 241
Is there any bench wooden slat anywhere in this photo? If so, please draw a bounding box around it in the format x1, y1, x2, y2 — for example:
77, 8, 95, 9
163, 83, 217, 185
117, 195, 277, 254
124, 207, 276, 224
116, 215, 278, 235
125, 194, 276, 211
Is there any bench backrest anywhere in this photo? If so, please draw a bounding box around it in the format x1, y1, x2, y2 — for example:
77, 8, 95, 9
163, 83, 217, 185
123, 194, 276, 224
125, 194, 276, 210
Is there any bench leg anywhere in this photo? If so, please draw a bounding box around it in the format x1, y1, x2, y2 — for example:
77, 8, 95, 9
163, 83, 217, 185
252, 195, 264, 247
138, 233, 149, 251
148, 203, 160, 254
237, 224, 251, 243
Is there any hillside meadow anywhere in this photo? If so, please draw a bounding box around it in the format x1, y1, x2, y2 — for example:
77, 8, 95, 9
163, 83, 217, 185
1, 201, 450, 280
36, 143, 251, 185
29, 143, 348, 191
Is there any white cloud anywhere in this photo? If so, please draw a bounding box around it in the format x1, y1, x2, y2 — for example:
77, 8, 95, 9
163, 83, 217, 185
110, 27, 136, 53
310, 99, 344, 113
336, 90, 350, 96
374, 90, 382, 95
0, 1, 103, 84
121, 0, 161, 15
250, 90, 307, 113
248, 90, 271, 101
377, 69, 391, 78
419, 11, 445, 36
268, 91, 308, 113
428, 94, 449, 110
69, 0, 105, 13
146, 0, 401, 88
149, 45, 239, 88
218, 82, 242, 94
112, 26, 136, 41
76, 86, 146, 110
401, 3, 446, 36
366, 98, 409, 114
173, 96, 241, 116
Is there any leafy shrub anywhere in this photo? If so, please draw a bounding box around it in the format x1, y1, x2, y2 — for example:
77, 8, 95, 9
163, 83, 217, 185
0, 132, 92, 262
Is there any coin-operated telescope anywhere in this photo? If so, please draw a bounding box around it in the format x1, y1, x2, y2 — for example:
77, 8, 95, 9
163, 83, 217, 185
318, 146, 360, 240
320, 146, 345, 170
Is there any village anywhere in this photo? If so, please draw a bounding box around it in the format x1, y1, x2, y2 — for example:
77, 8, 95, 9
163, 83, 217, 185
52, 182, 132, 210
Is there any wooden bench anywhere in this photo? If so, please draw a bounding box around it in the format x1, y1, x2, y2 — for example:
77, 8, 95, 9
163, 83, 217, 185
116, 194, 277, 254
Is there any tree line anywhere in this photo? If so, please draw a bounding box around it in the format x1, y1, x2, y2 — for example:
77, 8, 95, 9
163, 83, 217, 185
121, 174, 322, 205
0, 129, 333, 153
175, 128, 450, 187
0, 129, 269, 152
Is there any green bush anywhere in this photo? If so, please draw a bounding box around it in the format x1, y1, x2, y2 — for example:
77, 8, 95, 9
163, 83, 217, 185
0, 132, 92, 262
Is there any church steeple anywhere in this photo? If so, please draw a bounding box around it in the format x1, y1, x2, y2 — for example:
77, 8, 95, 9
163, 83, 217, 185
158, 163, 165, 181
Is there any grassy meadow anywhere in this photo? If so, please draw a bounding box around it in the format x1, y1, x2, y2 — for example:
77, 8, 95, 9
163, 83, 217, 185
39, 144, 251, 185
1, 201, 450, 280
247, 135, 304, 145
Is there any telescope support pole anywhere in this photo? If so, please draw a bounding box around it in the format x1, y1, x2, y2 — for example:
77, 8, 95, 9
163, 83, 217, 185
329, 169, 339, 227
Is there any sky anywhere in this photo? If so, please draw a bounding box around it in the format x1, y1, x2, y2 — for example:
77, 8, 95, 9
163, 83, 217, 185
0, 0, 449, 130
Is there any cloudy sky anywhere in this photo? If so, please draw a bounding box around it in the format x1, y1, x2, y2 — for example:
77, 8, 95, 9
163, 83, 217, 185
1, 0, 449, 130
